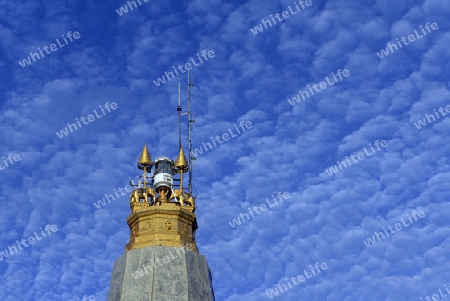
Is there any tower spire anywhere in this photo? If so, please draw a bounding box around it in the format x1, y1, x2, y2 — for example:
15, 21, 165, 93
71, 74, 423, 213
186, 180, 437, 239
107, 72, 214, 301
187, 70, 195, 194
137, 143, 152, 169
175, 147, 188, 170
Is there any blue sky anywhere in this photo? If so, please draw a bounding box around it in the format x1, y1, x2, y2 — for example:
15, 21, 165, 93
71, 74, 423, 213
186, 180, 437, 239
1, 0, 450, 300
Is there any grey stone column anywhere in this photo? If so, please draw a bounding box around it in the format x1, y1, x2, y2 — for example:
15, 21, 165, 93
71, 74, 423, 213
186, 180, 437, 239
108, 246, 215, 301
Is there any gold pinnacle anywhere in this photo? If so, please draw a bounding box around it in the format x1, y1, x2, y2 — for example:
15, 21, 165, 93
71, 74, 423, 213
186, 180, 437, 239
175, 147, 188, 170
137, 144, 152, 169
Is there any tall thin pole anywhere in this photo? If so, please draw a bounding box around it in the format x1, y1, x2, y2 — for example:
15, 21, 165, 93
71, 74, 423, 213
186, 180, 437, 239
177, 82, 182, 150
143, 167, 148, 202
187, 70, 194, 194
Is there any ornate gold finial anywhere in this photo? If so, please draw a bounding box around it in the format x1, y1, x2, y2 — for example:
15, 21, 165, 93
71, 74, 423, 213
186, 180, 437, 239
138, 144, 152, 170
174, 147, 188, 171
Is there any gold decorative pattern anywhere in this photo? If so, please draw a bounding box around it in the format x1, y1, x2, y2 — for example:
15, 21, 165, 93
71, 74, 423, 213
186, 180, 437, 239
144, 221, 151, 230
165, 221, 172, 230
125, 204, 198, 252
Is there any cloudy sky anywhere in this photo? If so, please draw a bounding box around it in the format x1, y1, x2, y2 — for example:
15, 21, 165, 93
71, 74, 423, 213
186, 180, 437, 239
1, 0, 450, 300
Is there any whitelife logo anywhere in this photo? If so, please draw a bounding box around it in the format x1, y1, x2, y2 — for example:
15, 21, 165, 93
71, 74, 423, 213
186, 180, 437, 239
115, 0, 150, 16
250, 0, 313, 35
0, 224, 58, 262
265, 262, 328, 299
92, 180, 136, 210
190, 121, 252, 159
56, 102, 118, 139
228, 192, 290, 228
0, 153, 21, 171
420, 282, 450, 301
153, 50, 215, 87
376, 22, 439, 59
287, 68, 350, 106
130, 243, 196, 280
18, 31, 81, 68
363, 210, 425, 247
413, 104, 450, 129
325, 140, 388, 176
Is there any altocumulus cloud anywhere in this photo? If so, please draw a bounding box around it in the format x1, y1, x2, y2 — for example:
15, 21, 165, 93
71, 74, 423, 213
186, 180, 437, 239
0, 0, 449, 300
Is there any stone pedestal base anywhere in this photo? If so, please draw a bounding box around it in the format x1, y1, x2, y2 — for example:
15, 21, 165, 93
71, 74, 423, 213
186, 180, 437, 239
107, 246, 215, 301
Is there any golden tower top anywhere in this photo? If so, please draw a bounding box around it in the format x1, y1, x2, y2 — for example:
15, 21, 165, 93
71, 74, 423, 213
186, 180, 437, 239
125, 144, 198, 252
126, 71, 197, 252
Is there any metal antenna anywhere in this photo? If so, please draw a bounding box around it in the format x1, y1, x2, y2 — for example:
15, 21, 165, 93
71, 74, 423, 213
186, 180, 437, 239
187, 70, 195, 194
177, 82, 182, 150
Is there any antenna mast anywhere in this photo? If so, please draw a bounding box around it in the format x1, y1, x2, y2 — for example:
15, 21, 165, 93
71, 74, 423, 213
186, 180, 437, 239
177, 82, 182, 150
187, 70, 195, 194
